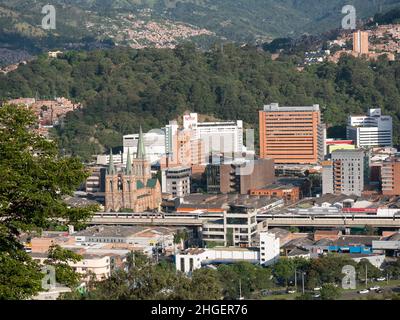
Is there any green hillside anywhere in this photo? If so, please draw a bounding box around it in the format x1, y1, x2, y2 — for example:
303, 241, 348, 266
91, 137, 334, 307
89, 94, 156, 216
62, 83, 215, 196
1, 0, 400, 53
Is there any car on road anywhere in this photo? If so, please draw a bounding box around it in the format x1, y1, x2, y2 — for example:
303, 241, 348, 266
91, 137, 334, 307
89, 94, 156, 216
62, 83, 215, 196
287, 288, 296, 294
376, 277, 386, 282
261, 289, 271, 296
369, 286, 380, 291
358, 289, 369, 294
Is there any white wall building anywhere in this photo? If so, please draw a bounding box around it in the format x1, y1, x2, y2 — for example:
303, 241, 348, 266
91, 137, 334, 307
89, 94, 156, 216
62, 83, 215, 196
259, 231, 280, 266
123, 131, 166, 164
183, 113, 244, 157
96, 153, 123, 165
175, 247, 259, 273
31, 253, 112, 281
347, 108, 393, 148
161, 166, 191, 197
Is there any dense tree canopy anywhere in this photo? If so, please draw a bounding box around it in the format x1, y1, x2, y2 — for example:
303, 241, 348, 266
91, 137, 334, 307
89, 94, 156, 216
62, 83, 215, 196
0, 105, 96, 299
62, 253, 222, 300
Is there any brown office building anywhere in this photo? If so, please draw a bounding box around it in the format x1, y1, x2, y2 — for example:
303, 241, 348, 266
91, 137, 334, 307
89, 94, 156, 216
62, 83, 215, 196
382, 156, 400, 196
259, 103, 325, 164
249, 184, 300, 203
206, 158, 275, 195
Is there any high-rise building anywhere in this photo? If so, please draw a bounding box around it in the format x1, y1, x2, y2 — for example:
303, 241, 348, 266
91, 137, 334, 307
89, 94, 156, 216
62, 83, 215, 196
322, 150, 365, 196
183, 113, 244, 157
259, 103, 325, 164
164, 121, 205, 168
347, 108, 392, 149
161, 166, 191, 198
381, 156, 400, 196
105, 127, 161, 212
353, 30, 369, 55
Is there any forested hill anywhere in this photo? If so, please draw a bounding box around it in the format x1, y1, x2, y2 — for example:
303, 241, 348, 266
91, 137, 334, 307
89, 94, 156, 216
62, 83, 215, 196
0, 44, 399, 160
2, 0, 400, 53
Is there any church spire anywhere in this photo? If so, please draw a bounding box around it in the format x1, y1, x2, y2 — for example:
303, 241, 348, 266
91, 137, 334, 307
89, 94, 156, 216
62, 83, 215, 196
108, 148, 116, 175
136, 125, 146, 159
125, 149, 132, 175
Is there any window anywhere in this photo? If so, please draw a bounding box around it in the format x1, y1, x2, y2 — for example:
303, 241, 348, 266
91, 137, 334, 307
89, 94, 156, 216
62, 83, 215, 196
180, 258, 185, 273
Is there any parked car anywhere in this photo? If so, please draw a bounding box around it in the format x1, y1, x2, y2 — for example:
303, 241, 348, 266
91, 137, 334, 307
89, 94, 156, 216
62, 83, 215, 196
261, 289, 271, 296
376, 289, 383, 294
369, 286, 380, 291
376, 277, 386, 282
358, 289, 369, 294
313, 287, 322, 291
314, 293, 321, 298
287, 288, 296, 294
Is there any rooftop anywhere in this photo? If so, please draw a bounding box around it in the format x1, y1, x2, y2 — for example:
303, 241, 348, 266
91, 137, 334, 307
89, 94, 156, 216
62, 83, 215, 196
74, 225, 177, 239
263, 103, 320, 112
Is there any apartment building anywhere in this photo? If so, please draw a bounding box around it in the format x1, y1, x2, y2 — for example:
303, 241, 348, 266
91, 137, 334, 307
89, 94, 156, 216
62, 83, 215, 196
353, 30, 369, 55
347, 108, 393, 148
161, 166, 191, 197
259, 103, 325, 164
224, 203, 258, 247
381, 156, 400, 196
322, 150, 365, 196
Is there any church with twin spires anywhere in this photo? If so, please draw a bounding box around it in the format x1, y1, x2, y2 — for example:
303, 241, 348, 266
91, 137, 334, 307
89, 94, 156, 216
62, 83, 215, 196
105, 127, 161, 212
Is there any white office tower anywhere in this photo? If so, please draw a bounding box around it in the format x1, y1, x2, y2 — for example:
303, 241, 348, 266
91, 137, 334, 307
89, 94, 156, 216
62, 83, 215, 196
161, 166, 191, 198
183, 112, 244, 157
165, 121, 179, 163
259, 232, 280, 266
347, 108, 392, 148
123, 130, 166, 164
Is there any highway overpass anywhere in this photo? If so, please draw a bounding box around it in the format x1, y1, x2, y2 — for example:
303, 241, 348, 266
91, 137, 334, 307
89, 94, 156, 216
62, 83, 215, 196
89, 216, 203, 227
258, 216, 400, 229
89, 214, 400, 229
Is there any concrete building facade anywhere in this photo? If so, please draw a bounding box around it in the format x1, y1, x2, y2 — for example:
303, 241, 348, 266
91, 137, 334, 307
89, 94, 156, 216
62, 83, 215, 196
259, 231, 280, 266
347, 109, 393, 148
381, 156, 400, 196
322, 150, 365, 196
161, 166, 191, 198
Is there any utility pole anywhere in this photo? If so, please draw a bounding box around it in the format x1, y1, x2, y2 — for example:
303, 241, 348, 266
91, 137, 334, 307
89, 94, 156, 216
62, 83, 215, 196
365, 264, 368, 287
239, 279, 244, 300
302, 272, 305, 294
294, 268, 297, 291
